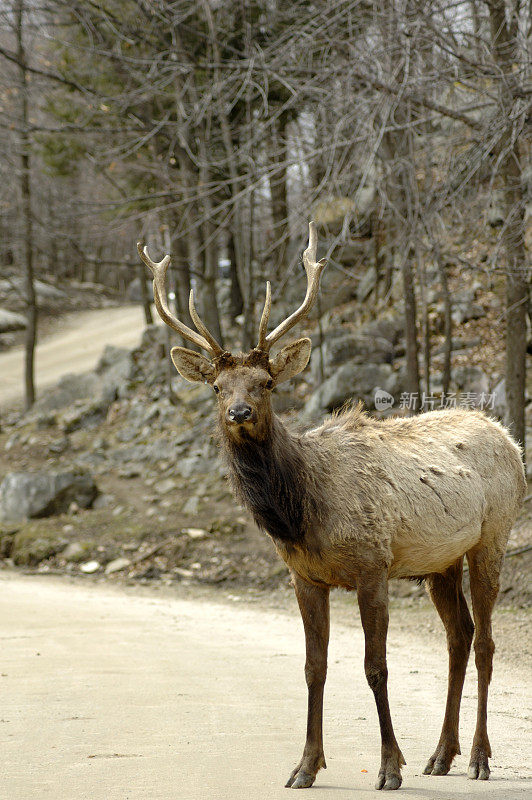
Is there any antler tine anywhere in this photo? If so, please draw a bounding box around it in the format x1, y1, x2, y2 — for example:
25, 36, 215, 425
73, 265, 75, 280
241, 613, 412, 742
188, 289, 224, 356
263, 222, 327, 351
136, 242, 215, 354
257, 281, 271, 350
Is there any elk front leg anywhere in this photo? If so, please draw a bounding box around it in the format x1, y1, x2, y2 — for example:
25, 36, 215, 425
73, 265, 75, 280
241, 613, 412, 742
357, 570, 405, 791
286, 573, 330, 789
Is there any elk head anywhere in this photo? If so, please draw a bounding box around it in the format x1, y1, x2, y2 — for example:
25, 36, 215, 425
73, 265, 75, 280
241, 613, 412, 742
137, 223, 327, 442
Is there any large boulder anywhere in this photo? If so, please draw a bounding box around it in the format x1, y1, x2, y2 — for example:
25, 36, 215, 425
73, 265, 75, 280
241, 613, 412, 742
29, 345, 135, 420
95, 344, 135, 399
360, 315, 404, 347
327, 330, 393, 365
32, 372, 101, 413
310, 314, 402, 382
451, 288, 485, 326
34, 280, 67, 301
0, 470, 97, 523
310, 331, 394, 382
304, 361, 399, 419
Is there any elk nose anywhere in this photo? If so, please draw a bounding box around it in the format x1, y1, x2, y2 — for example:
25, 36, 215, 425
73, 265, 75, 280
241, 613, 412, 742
227, 403, 252, 424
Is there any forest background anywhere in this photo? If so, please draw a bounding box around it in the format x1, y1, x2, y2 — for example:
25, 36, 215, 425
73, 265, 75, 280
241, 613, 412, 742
0, 0, 530, 453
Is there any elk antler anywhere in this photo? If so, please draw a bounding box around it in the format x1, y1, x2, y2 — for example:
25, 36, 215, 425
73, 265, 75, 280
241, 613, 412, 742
257, 221, 327, 352
137, 242, 224, 357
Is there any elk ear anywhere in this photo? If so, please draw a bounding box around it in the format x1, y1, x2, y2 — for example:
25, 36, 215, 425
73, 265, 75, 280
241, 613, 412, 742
170, 347, 216, 384
269, 337, 311, 385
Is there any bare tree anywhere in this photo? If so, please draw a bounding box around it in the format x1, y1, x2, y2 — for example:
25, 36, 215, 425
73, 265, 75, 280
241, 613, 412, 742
484, 0, 529, 448
15, 0, 37, 408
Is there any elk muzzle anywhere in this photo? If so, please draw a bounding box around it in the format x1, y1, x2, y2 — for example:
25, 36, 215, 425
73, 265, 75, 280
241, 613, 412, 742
227, 402, 254, 425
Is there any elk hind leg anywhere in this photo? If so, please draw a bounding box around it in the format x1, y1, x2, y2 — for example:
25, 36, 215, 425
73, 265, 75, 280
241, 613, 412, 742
466, 544, 502, 781
424, 559, 474, 776
286, 573, 330, 789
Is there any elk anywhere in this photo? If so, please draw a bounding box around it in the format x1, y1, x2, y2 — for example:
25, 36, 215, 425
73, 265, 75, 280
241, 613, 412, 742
137, 224, 526, 791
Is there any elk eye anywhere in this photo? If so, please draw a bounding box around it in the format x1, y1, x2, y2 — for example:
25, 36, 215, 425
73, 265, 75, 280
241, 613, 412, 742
213, 384, 220, 394
266, 377, 273, 390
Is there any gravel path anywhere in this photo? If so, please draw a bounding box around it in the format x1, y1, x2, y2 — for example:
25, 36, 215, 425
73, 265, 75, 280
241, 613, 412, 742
0, 305, 148, 409
1, 573, 530, 800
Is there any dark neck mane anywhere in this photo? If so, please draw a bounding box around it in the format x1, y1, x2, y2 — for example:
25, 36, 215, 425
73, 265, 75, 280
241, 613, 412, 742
220, 418, 312, 544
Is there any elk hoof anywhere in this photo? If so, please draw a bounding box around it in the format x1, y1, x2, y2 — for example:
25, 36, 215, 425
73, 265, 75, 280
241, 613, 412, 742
375, 771, 402, 791
423, 744, 458, 776
375, 748, 404, 790
285, 769, 316, 789
468, 755, 490, 780
285, 754, 325, 788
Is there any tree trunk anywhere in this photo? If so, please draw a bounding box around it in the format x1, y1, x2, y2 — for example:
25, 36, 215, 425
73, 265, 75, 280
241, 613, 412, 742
268, 113, 290, 279
16, 0, 36, 409
201, 218, 223, 346
378, 4, 421, 405
137, 262, 153, 326
486, 0, 529, 451
434, 241, 452, 398
227, 232, 244, 321
200, 0, 250, 348
417, 246, 431, 396
402, 250, 421, 404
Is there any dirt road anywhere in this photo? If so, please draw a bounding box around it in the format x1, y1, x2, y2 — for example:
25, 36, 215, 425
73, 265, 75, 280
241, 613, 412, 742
0, 305, 148, 409
1, 574, 530, 800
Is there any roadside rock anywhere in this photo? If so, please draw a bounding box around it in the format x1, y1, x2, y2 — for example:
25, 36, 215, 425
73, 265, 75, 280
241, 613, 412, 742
182, 495, 200, 516
11, 525, 67, 566
32, 372, 101, 414
33, 280, 67, 302
0, 309, 26, 333
105, 557, 131, 575
59, 398, 109, 433
95, 345, 135, 399
62, 541, 91, 563
0, 470, 97, 523
132, 325, 168, 387
183, 527, 208, 539
80, 560, 100, 573
27, 346, 134, 423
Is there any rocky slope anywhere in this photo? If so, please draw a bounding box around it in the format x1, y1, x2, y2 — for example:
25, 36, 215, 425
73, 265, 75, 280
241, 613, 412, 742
0, 290, 530, 605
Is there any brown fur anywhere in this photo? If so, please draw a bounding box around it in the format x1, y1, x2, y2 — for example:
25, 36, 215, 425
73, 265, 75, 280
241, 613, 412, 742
215, 385, 525, 790
149, 218, 525, 790
170, 345, 526, 791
